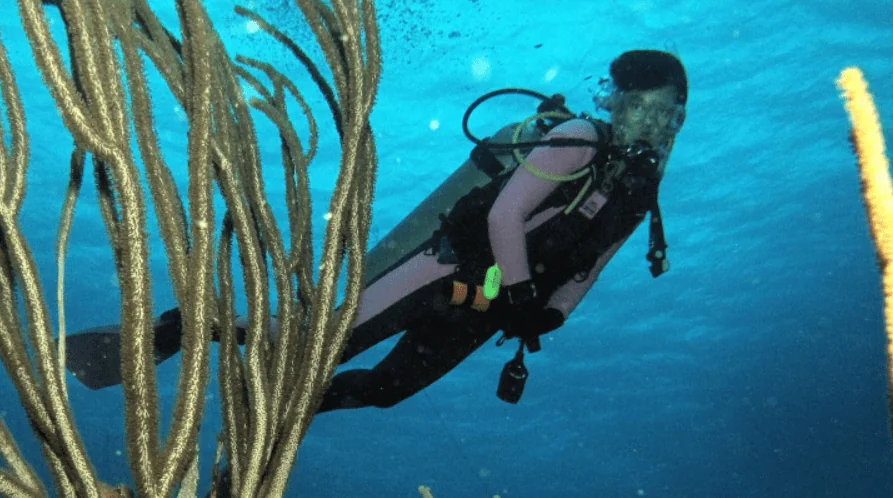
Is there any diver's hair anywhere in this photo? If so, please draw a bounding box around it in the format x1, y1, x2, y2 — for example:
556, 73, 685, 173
610, 50, 688, 105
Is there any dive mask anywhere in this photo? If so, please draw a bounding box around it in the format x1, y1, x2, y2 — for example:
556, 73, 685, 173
624, 99, 686, 134
590, 77, 616, 118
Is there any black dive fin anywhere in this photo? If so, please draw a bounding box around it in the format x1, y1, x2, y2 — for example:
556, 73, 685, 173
65, 311, 184, 390
65, 328, 128, 390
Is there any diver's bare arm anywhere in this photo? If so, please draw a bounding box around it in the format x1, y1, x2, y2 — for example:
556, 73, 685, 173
546, 236, 628, 319
488, 120, 599, 286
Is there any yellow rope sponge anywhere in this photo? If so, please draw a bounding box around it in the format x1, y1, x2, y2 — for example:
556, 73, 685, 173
837, 67, 893, 434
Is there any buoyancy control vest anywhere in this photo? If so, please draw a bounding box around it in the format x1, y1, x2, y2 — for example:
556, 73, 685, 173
437, 116, 669, 297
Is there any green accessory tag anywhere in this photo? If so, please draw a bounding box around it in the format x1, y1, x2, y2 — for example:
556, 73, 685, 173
483, 264, 502, 300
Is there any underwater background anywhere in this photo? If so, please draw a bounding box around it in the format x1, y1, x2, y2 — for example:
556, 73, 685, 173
2, 0, 893, 496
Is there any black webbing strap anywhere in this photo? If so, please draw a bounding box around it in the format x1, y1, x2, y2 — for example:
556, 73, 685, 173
646, 195, 669, 278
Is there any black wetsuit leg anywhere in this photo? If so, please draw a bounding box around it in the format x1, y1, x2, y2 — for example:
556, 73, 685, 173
319, 279, 500, 412
337, 276, 457, 364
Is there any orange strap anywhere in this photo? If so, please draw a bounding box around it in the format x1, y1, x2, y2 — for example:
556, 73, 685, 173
450, 281, 491, 312
472, 285, 491, 312
450, 281, 468, 305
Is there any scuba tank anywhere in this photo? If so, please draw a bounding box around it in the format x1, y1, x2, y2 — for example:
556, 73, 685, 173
364, 90, 580, 286
363, 121, 545, 286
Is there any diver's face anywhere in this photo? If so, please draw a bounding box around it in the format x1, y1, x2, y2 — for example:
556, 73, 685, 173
611, 85, 685, 148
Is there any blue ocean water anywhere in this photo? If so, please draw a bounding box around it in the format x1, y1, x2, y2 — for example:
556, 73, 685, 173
1, 0, 892, 496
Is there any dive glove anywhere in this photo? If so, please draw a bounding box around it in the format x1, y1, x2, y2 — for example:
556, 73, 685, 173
502, 280, 566, 351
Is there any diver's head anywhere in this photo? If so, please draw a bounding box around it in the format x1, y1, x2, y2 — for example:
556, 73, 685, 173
596, 50, 688, 151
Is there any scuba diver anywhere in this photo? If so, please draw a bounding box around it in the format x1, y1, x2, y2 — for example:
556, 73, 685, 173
64, 49, 688, 410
